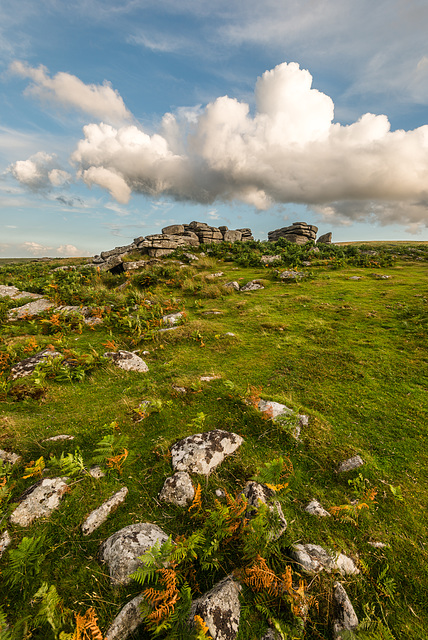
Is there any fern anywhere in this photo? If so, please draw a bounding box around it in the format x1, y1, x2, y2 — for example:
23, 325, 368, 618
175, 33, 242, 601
33, 582, 70, 638
50, 449, 86, 477
4, 535, 46, 590
0, 608, 12, 640
93, 433, 129, 465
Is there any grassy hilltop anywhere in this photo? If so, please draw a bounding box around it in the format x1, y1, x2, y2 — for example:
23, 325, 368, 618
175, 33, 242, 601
0, 240, 427, 639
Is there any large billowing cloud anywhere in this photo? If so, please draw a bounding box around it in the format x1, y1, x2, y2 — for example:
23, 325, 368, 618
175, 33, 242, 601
9, 151, 70, 190
71, 62, 428, 227
11, 61, 132, 126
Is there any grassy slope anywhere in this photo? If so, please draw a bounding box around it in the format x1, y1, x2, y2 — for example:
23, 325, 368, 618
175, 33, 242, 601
0, 243, 427, 639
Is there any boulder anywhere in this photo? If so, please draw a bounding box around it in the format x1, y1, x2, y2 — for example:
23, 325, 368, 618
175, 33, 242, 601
240, 280, 264, 292
223, 230, 242, 243
224, 281, 240, 291
278, 270, 305, 280
162, 224, 185, 235
261, 255, 281, 264
105, 595, 145, 640
99, 523, 169, 585
100, 244, 135, 260
268, 222, 317, 244
304, 500, 330, 517
0, 449, 21, 465
10, 349, 62, 380
97, 255, 125, 273
162, 312, 184, 325
290, 544, 359, 576
332, 582, 359, 640
82, 487, 129, 536
337, 456, 364, 473
8, 298, 55, 320
0, 530, 11, 558
171, 430, 244, 475
103, 350, 149, 373
159, 472, 195, 507
189, 576, 241, 640
123, 260, 148, 272
317, 232, 332, 244
243, 481, 287, 540
9, 477, 69, 527
0, 286, 41, 301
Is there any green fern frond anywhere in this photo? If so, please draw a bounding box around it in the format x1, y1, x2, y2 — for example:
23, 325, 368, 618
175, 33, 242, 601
33, 582, 70, 638
4, 535, 46, 590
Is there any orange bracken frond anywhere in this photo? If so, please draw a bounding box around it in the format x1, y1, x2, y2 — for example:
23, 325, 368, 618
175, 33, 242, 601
102, 339, 118, 351
189, 483, 202, 515
194, 615, 213, 638
23, 336, 38, 353
144, 567, 180, 625
106, 448, 128, 473
73, 607, 104, 640
23, 456, 45, 479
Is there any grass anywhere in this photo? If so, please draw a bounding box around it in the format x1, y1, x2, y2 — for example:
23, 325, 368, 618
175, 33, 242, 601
0, 241, 427, 639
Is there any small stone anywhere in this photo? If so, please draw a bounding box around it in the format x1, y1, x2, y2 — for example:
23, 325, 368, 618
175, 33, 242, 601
367, 541, 388, 549
243, 481, 287, 540
189, 576, 241, 640
0, 449, 21, 465
260, 255, 281, 264
100, 523, 169, 585
171, 430, 244, 476
224, 281, 240, 291
43, 435, 75, 442
215, 488, 225, 498
103, 350, 149, 373
258, 399, 293, 419
162, 312, 184, 325
348, 276, 362, 281
240, 280, 264, 291
200, 375, 221, 382
290, 544, 359, 576
172, 386, 187, 394
278, 270, 305, 280
304, 500, 331, 517
337, 455, 364, 473
332, 582, 359, 640
105, 595, 145, 640
88, 465, 106, 479
0, 530, 11, 558
82, 487, 128, 535
8, 298, 55, 320
9, 477, 69, 527
10, 349, 62, 380
159, 472, 195, 507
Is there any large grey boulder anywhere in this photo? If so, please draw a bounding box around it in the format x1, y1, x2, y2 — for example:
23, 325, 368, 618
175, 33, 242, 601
159, 472, 195, 507
189, 576, 241, 640
223, 230, 242, 242
317, 232, 332, 244
100, 523, 169, 585
105, 595, 145, 640
10, 349, 62, 380
103, 350, 149, 373
332, 582, 359, 639
268, 222, 318, 244
9, 477, 69, 527
8, 298, 54, 320
243, 481, 287, 540
290, 544, 359, 576
81, 487, 128, 536
171, 430, 244, 476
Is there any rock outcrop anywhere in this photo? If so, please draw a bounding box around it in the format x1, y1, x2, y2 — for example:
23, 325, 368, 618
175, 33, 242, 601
268, 221, 332, 245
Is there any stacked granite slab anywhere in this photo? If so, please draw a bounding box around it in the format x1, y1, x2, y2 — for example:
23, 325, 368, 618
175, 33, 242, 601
268, 222, 318, 245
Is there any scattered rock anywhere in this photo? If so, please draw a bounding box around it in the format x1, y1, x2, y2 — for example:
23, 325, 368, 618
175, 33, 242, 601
103, 350, 149, 373
278, 270, 305, 280
162, 312, 184, 325
258, 399, 293, 419
261, 255, 281, 264
304, 500, 331, 517
172, 385, 187, 394
290, 544, 359, 576
10, 349, 62, 380
171, 430, 244, 476
99, 523, 169, 585
257, 400, 307, 439
0, 530, 11, 558
8, 298, 55, 320
0, 449, 21, 465
88, 465, 106, 479
0, 286, 41, 301
215, 488, 225, 498
9, 477, 69, 527
189, 576, 241, 640
260, 630, 282, 640
122, 260, 148, 272
82, 487, 128, 535
348, 276, 362, 281
372, 274, 391, 279
224, 281, 240, 291
240, 280, 264, 292
243, 481, 287, 539
104, 595, 145, 640
200, 375, 221, 382
337, 455, 364, 473
159, 472, 195, 507
367, 541, 388, 549
332, 582, 359, 640
224, 332, 236, 337
43, 434, 75, 442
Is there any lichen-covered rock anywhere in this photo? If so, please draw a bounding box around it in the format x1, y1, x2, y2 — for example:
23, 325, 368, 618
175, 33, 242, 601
99, 523, 169, 585
278, 270, 305, 280
258, 399, 293, 419
332, 582, 359, 640
0, 449, 21, 465
159, 472, 195, 507
105, 595, 145, 640
240, 280, 264, 291
9, 477, 69, 527
8, 298, 55, 320
0, 530, 11, 558
189, 576, 241, 640
224, 281, 240, 291
243, 481, 287, 540
171, 430, 244, 476
43, 434, 74, 442
290, 544, 359, 576
260, 255, 281, 264
337, 455, 364, 473
10, 349, 62, 380
103, 350, 149, 373
0, 286, 41, 300
304, 500, 331, 517
257, 400, 307, 439
82, 487, 128, 535
162, 312, 184, 325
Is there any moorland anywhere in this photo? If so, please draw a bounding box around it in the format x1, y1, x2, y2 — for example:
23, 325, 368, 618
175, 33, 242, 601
0, 239, 427, 640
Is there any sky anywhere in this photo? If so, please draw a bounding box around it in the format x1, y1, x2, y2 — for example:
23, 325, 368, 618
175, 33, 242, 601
1, 0, 428, 258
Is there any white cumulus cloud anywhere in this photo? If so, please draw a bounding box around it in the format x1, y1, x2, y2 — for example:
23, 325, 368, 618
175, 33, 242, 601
10, 61, 132, 126
71, 61, 428, 227
9, 151, 71, 191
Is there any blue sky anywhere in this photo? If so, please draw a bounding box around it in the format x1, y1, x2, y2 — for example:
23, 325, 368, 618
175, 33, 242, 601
1, 0, 428, 257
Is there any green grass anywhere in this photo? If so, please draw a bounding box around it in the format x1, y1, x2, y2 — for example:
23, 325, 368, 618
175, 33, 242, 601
0, 241, 427, 639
